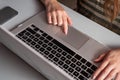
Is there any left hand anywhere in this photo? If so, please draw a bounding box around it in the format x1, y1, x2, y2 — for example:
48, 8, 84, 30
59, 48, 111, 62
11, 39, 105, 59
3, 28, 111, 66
93, 49, 120, 80
44, 0, 72, 34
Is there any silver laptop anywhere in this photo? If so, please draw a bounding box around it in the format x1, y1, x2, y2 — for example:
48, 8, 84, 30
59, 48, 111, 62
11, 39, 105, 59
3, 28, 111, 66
11, 11, 109, 80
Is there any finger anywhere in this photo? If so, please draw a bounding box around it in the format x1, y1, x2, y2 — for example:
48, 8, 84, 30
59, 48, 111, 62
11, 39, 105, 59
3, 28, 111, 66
67, 15, 72, 26
62, 16, 68, 35
115, 73, 120, 80
104, 69, 116, 80
92, 60, 109, 79
95, 63, 114, 80
63, 11, 72, 26
52, 11, 57, 25
94, 53, 106, 62
47, 12, 52, 24
56, 11, 63, 26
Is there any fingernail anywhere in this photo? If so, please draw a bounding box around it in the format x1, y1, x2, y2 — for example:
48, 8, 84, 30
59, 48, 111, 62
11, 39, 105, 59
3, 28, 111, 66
65, 32, 67, 35
53, 22, 57, 25
92, 75, 95, 80
48, 22, 52, 24
65, 30, 68, 35
58, 23, 62, 26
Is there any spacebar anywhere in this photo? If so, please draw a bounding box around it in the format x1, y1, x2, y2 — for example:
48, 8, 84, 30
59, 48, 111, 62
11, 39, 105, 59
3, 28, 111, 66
52, 39, 75, 56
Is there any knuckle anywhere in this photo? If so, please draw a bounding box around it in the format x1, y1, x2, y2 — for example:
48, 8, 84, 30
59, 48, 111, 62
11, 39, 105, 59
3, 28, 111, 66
102, 69, 108, 74
97, 77, 103, 80
109, 62, 116, 66
109, 50, 116, 54
56, 10, 60, 14
110, 73, 115, 77
56, 10, 63, 13
105, 58, 110, 62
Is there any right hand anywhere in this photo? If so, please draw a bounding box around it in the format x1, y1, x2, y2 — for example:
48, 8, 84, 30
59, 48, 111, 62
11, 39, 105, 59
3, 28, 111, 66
44, 0, 72, 34
93, 49, 120, 80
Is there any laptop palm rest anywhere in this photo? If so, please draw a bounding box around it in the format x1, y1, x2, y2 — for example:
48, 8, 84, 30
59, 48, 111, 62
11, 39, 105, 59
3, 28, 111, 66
56, 27, 89, 50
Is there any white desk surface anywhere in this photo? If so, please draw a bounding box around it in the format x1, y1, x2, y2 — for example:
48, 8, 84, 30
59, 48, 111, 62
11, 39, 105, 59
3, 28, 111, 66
0, 0, 120, 80
0, 43, 47, 80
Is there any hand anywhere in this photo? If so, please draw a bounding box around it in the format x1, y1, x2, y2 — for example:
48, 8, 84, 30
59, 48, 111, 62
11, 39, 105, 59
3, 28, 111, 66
93, 49, 120, 80
44, 0, 72, 34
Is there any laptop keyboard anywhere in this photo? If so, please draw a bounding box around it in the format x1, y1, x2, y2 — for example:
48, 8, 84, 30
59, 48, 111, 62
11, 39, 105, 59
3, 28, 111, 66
16, 24, 97, 80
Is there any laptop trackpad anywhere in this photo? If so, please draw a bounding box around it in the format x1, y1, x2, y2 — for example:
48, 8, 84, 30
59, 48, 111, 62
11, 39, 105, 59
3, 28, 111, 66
56, 27, 89, 50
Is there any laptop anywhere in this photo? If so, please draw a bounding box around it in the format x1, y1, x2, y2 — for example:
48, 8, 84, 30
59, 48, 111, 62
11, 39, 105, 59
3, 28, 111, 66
10, 11, 109, 80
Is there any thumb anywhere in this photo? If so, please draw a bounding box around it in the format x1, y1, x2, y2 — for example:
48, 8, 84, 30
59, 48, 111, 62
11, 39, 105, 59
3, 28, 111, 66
94, 53, 106, 62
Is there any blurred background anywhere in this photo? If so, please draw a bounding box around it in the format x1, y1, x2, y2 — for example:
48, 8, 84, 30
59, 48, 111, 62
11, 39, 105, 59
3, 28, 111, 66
58, 0, 77, 10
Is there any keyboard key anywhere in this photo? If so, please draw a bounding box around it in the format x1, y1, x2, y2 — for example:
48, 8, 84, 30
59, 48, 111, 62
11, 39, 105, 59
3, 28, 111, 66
39, 47, 45, 52
29, 35, 35, 39
65, 60, 71, 65
39, 30, 43, 33
31, 24, 36, 28
63, 64, 69, 69
73, 71, 79, 77
35, 33, 40, 37
46, 36, 53, 40
48, 42, 53, 46
81, 70, 91, 78
81, 65, 87, 70
52, 45, 58, 49
33, 27, 39, 32
35, 45, 40, 49
69, 52, 75, 56
39, 36, 45, 40
42, 33, 47, 37
48, 54, 54, 59
57, 48, 62, 53
86, 68, 94, 75
20, 30, 26, 34
56, 53, 61, 58
68, 67, 74, 73
31, 24, 39, 30
51, 50, 57, 54
25, 32, 31, 36
58, 61, 64, 66
53, 57, 59, 62
33, 38, 39, 42
43, 39, 49, 43
91, 65, 97, 71
75, 67, 81, 72
60, 57, 66, 61
22, 35, 28, 40
38, 41, 43, 45
42, 44, 47, 48
16, 35, 21, 39
31, 41, 36, 45
66, 55, 72, 59
44, 51, 50, 55
81, 58, 87, 64
78, 75, 87, 80
26, 28, 36, 34
74, 54, 82, 60
76, 61, 82, 66
46, 47, 52, 51
18, 32, 24, 37
26, 38, 32, 43
71, 58, 77, 63
70, 63, 76, 68
62, 52, 67, 56
86, 62, 92, 67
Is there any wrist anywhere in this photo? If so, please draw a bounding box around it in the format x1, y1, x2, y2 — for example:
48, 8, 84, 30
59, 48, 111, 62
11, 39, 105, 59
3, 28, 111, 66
42, 0, 57, 7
